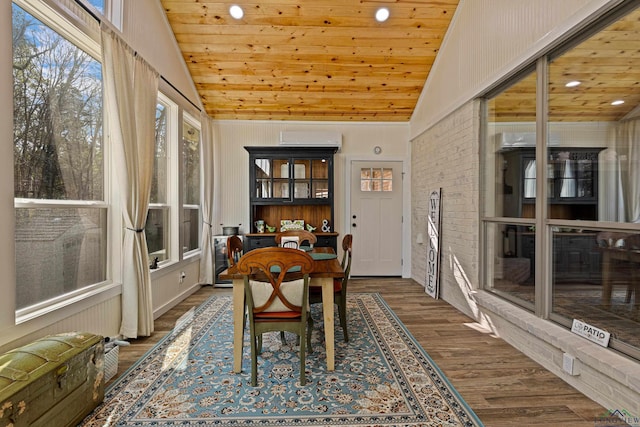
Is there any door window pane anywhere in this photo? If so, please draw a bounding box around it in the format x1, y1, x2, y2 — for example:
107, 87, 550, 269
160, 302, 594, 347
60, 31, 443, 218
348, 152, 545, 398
360, 167, 393, 192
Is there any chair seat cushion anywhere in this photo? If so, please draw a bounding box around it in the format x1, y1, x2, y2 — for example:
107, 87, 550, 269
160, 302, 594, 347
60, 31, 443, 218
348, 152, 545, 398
310, 278, 342, 293
254, 311, 301, 320
250, 279, 305, 312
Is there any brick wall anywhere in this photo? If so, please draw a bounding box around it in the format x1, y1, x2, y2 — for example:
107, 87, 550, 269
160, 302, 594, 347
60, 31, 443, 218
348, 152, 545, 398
410, 100, 640, 415
410, 100, 481, 317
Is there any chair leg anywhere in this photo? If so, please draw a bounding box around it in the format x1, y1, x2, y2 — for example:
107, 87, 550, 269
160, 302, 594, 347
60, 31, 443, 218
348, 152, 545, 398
250, 334, 258, 387
306, 316, 313, 354
298, 325, 306, 386
337, 294, 349, 342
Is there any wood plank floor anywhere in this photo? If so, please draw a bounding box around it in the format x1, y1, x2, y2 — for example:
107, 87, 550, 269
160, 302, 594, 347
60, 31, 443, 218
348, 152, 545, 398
110, 278, 610, 426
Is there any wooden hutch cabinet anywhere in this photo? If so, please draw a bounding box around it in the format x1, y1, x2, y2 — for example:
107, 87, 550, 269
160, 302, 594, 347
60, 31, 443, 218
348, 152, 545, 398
502, 147, 604, 282
244, 146, 339, 252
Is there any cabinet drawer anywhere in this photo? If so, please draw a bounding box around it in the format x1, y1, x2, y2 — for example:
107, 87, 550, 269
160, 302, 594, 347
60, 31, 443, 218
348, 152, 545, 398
245, 236, 276, 251
315, 235, 337, 250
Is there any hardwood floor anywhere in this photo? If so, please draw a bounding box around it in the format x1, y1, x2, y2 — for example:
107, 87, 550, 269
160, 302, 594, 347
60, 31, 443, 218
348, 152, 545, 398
110, 278, 610, 426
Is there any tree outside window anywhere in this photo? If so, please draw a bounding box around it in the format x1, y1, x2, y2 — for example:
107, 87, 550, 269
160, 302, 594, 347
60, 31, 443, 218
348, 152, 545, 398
12, 3, 106, 310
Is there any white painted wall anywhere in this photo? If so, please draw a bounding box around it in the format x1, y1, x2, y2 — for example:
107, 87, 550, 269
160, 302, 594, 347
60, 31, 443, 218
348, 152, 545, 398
123, 0, 202, 110
212, 120, 411, 275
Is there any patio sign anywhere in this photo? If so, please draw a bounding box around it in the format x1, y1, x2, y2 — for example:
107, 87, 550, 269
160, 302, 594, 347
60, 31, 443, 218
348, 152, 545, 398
571, 319, 610, 347
426, 188, 442, 299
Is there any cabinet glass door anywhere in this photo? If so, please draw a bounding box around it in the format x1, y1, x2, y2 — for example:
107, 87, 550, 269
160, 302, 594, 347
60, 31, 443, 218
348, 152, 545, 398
253, 157, 290, 200
292, 159, 310, 199
552, 151, 597, 201
310, 158, 330, 199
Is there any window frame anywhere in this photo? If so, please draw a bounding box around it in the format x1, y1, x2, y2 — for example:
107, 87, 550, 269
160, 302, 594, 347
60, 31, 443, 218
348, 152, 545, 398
12, 0, 111, 319
479, 3, 640, 360
180, 112, 202, 258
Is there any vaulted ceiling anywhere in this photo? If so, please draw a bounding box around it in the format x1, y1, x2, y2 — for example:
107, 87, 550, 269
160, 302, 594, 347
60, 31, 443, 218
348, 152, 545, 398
161, 2, 640, 124
160, 0, 460, 121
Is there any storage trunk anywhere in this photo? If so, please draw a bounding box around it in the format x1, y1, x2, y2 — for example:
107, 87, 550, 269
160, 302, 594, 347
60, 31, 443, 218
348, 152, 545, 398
0, 332, 104, 427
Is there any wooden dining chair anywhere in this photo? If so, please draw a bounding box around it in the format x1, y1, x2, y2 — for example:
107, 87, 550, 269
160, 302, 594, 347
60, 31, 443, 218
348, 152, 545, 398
310, 234, 352, 342
275, 230, 317, 247
236, 247, 315, 386
226, 235, 243, 267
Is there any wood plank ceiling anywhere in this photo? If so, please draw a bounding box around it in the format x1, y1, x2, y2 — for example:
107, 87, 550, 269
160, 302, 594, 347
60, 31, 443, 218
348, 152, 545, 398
490, 7, 640, 123
160, 0, 460, 121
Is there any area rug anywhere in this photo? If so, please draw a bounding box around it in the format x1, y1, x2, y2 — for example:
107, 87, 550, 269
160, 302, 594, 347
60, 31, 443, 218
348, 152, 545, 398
81, 293, 483, 426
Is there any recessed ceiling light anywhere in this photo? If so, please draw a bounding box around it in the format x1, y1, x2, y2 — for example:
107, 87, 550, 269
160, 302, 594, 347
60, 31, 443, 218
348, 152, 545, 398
611, 100, 625, 106
565, 80, 581, 87
375, 8, 390, 22
229, 5, 244, 19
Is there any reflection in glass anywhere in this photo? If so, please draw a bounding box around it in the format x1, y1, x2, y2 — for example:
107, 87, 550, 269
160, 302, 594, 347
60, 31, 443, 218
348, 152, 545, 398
483, 222, 535, 310
483, 71, 537, 219
551, 228, 640, 349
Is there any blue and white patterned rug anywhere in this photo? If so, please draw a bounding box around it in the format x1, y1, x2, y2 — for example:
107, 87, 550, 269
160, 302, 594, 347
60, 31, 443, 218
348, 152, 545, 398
81, 293, 483, 426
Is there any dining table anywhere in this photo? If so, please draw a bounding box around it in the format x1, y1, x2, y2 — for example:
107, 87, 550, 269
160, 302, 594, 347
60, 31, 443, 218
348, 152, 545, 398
599, 245, 640, 307
218, 246, 345, 373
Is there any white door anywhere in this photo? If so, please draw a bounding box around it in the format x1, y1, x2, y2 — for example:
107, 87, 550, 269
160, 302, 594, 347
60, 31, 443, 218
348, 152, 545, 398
350, 161, 403, 276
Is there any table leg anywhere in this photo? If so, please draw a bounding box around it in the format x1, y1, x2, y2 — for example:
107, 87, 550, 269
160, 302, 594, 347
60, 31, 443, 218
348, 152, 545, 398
632, 262, 639, 309
319, 277, 335, 371
601, 251, 612, 307
232, 278, 244, 373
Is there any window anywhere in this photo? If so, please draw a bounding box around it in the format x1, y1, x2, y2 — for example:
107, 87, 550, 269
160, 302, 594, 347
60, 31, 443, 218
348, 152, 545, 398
360, 167, 393, 192
481, 4, 640, 359
182, 117, 200, 254
146, 98, 170, 263
13, 2, 106, 310
82, 0, 104, 14
482, 70, 537, 311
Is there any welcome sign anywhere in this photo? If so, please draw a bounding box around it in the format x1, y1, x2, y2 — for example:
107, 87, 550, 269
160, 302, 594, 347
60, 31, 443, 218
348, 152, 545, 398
425, 189, 442, 299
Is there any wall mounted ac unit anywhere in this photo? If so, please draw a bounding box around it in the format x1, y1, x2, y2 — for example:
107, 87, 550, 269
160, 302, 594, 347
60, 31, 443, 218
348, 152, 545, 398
495, 132, 559, 150
279, 131, 342, 151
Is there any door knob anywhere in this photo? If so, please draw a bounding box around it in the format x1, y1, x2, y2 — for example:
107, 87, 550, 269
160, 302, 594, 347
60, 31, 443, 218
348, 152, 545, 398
352, 215, 356, 219
352, 223, 357, 227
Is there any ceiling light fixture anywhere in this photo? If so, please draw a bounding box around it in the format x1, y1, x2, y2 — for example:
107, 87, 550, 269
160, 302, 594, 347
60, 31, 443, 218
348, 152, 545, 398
565, 80, 581, 87
229, 5, 244, 19
611, 100, 625, 106
375, 8, 390, 22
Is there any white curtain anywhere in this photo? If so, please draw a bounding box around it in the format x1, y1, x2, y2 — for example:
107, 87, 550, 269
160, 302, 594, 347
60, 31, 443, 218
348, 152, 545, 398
559, 159, 575, 198
199, 112, 215, 284
101, 27, 159, 338
598, 148, 625, 222
619, 119, 640, 222
600, 118, 640, 223
523, 159, 536, 198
